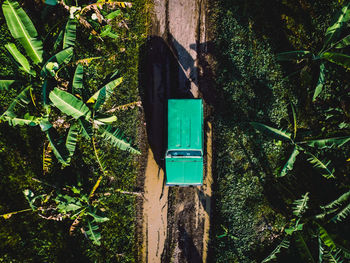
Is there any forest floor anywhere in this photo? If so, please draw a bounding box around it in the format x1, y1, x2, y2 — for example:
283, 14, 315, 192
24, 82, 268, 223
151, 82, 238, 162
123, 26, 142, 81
140, 0, 213, 262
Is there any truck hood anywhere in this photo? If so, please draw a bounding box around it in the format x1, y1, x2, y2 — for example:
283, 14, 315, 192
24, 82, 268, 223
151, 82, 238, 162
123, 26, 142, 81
165, 158, 203, 185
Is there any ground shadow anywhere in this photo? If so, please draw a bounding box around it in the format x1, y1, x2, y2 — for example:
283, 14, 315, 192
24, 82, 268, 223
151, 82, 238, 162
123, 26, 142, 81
138, 35, 194, 168
178, 224, 202, 263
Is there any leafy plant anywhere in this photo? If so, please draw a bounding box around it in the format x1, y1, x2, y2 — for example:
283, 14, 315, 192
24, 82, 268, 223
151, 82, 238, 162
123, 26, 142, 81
251, 104, 350, 178
262, 192, 350, 263
277, 3, 350, 101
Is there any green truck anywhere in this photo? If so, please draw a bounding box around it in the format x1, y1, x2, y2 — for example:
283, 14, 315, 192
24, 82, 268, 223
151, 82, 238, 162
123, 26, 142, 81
165, 99, 203, 186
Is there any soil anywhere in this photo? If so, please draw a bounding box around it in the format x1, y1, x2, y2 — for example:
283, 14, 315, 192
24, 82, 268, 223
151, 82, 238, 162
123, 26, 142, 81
140, 0, 214, 262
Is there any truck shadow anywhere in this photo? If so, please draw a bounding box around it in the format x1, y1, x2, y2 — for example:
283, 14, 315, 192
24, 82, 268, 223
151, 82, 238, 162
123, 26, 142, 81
138, 35, 194, 168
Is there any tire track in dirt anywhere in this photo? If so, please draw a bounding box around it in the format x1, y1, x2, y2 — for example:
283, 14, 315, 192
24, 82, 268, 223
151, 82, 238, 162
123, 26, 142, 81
141, 0, 212, 262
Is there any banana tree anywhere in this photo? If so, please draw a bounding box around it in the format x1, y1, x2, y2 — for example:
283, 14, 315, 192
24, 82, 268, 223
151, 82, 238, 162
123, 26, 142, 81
262, 192, 350, 263
0, 0, 77, 158
251, 104, 350, 178
277, 3, 350, 101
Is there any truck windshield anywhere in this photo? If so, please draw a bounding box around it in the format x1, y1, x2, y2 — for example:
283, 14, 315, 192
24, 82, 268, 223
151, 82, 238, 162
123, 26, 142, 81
167, 150, 202, 157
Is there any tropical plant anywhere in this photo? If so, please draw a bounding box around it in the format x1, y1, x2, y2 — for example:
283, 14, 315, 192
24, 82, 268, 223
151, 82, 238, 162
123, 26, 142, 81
59, 0, 132, 40
1, 0, 140, 165
251, 103, 350, 178
277, 3, 350, 101
262, 192, 350, 263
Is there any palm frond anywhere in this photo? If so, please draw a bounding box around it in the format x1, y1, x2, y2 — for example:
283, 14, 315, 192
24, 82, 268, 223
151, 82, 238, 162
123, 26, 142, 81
261, 238, 290, 263
1, 86, 32, 118
306, 153, 335, 179
319, 225, 337, 251
250, 122, 292, 141
293, 192, 309, 217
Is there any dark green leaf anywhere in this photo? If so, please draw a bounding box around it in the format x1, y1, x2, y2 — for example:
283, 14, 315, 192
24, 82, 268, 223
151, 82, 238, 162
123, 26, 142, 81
321, 52, 350, 70
276, 51, 311, 61
63, 19, 77, 49
72, 64, 83, 96
279, 147, 300, 177
45, 127, 69, 165
250, 122, 292, 141
0, 80, 15, 90
313, 62, 326, 101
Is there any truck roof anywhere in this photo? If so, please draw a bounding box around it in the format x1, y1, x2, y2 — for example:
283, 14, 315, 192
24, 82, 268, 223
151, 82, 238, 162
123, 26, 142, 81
167, 99, 203, 150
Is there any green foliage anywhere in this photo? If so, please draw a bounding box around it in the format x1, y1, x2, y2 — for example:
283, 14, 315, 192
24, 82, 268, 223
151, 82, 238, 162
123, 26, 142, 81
277, 2, 350, 101
0, 0, 147, 261
2, 0, 43, 64
261, 238, 290, 263
5, 42, 34, 75
99, 125, 140, 154
251, 105, 348, 178
293, 192, 309, 217
63, 19, 77, 49
49, 87, 92, 120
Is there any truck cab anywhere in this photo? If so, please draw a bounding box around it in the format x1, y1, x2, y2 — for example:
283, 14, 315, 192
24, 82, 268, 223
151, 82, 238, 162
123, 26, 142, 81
165, 99, 203, 186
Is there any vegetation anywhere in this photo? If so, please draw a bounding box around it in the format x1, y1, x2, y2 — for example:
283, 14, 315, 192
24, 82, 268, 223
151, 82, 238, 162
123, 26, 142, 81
0, 0, 148, 261
210, 0, 350, 262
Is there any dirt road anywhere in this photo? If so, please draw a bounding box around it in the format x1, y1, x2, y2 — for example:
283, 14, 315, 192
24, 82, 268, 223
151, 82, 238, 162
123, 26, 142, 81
141, 0, 212, 262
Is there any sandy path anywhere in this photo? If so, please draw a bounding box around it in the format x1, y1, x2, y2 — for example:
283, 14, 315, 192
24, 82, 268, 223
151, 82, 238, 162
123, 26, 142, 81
141, 150, 168, 262
141, 0, 212, 262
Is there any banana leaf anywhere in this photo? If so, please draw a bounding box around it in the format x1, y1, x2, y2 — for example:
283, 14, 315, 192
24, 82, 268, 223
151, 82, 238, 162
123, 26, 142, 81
323, 3, 350, 49
2, 115, 39, 127
2, 0, 43, 64
250, 122, 292, 141
53, 29, 64, 51
261, 238, 290, 263
335, 34, 350, 49
85, 219, 101, 245
87, 77, 123, 110
42, 79, 55, 113
78, 118, 92, 139
313, 62, 326, 101
41, 47, 74, 77
63, 19, 77, 49
65, 122, 80, 163
106, 9, 121, 20
306, 153, 335, 179
279, 146, 300, 177
321, 52, 350, 70
5, 43, 34, 75
0, 80, 15, 90
94, 113, 117, 124
318, 225, 337, 251
302, 136, 350, 149
276, 51, 311, 61
323, 190, 350, 210
295, 232, 315, 263
2, 86, 32, 118
293, 192, 309, 217
49, 87, 91, 120
45, 127, 69, 165
72, 64, 84, 96
99, 125, 140, 154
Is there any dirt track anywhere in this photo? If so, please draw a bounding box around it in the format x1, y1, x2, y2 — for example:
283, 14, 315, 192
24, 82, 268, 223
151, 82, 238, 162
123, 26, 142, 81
141, 0, 212, 262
